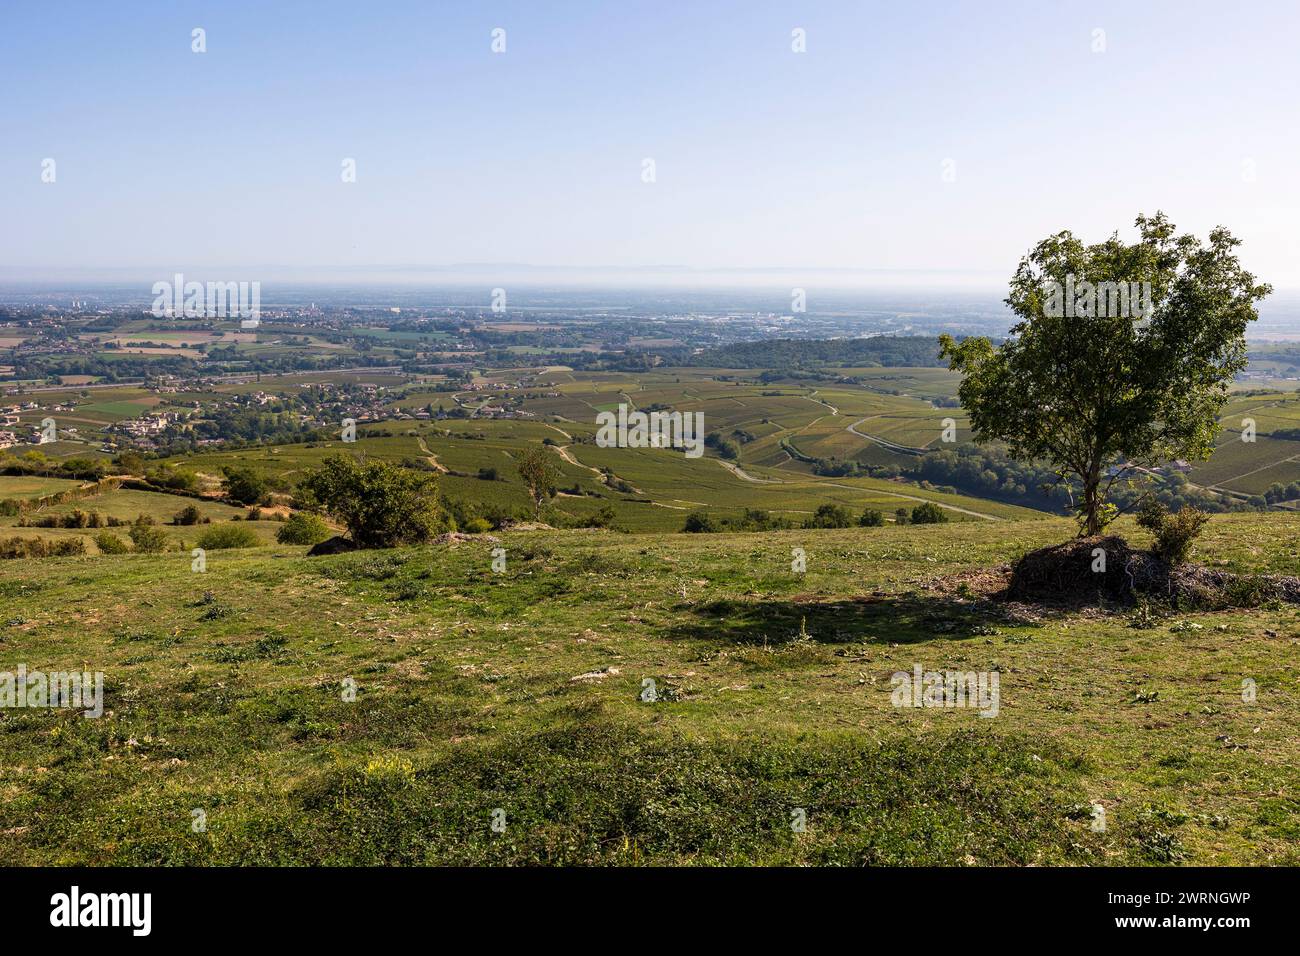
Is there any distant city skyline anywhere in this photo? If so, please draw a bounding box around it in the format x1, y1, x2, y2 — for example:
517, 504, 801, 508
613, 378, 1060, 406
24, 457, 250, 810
3, 0, 1298, 286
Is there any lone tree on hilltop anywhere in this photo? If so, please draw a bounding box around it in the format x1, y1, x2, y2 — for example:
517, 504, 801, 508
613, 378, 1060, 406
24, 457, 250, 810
940, 212, 1270, 536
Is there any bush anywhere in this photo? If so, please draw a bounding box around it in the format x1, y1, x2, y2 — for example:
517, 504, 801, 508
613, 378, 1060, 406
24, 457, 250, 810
94, 531, 130, 554
1136, 501, 1209, 566
173, 504, 204, 526
461, 517, 492, 534
859, 509, 886, 527
894, 508, 910, 525
0, 536, 87, 559
804, 503, 852, 529
222, 465, 271, 506
299, 455, 450, 549
128, 516, 169, 553
683, 511, 717, 533
911, 502, 950, 525
197, 524, 261, 550
276, 512, 331, 546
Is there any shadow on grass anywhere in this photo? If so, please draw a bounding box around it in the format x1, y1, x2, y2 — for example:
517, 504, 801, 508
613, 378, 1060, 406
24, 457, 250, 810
665, 594, 1018, 647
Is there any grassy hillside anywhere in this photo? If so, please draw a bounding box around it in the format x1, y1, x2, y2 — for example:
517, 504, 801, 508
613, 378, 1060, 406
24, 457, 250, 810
2, 514, 1298, 865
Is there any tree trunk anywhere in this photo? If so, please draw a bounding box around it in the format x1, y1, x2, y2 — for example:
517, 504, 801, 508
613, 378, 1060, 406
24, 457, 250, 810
1082, 465, 1102, 536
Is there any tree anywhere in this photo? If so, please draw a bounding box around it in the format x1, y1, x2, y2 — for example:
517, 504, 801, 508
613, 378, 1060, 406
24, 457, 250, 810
299, 455, 448, 549
859, 508, 886, 527
516, 446, 558, 518
910, 501, 949, 524
805, 503, 852, 528
941, 213, 1270, 536
222, 465, 270, 506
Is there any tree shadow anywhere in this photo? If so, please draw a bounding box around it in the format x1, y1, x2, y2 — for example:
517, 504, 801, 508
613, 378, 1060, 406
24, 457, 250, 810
664, 594, 1025, 647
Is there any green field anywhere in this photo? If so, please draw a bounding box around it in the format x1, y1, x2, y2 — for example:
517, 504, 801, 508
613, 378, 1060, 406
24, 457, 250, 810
0, 475, 84, 499
3, 513, 1299, 864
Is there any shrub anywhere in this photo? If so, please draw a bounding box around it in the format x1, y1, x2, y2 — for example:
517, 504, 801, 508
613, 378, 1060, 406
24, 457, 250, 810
299, 455, 450, 549
276, 512, 331, 546
173, 504, 204, 526
1136, 501, 1209, 566
94, 531, 130, 554
804, 503, 852, 529
859, 508, 886, 527
894, 508, 910, 525
683, 511, 717, 533
461, 517, 492, 534
222, 465, 271, 506
911, 502, 950, 524
0, 536, 87, 559
128, 516, 169, 553
197, 524, 261, 550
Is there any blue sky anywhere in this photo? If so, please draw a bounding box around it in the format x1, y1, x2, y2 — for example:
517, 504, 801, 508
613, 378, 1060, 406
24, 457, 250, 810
2, 0, 1298, 286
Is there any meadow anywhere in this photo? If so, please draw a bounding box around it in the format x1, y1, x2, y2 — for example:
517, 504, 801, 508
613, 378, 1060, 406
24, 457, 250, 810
2, 514, 1298, 864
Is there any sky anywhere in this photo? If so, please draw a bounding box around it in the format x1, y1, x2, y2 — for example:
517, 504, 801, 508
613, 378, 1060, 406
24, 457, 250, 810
2, 0, 1298, 288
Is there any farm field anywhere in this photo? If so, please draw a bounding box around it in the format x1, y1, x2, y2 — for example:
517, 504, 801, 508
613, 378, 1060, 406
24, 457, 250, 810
12, 363, 1300, 525
2, 513, 1299, 865
0, 475, 84, 499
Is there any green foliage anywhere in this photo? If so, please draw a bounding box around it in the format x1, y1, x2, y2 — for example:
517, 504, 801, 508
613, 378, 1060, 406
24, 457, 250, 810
804, 503, 852, 529
94, 531, 130, 554
910, 501, 950, 524
222, 465, 272, 505
1136, 500, 1210, 566
683, 511, 717, 533
300, 455, 449, 549
859, 508, 886, 527
128, 516, 169, 553
516, 446, 559, 517
172, 504, 204, 526
198, 523, 261, 550
941, 212, 1271, 535
276, 512, 331, 546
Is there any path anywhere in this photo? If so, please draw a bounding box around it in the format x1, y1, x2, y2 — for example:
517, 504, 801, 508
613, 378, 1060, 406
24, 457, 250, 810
415, 436, 449, 473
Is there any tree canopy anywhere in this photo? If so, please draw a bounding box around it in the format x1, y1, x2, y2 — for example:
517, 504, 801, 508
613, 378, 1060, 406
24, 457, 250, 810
300, 454, 448, 548
940, 213, 1270, 535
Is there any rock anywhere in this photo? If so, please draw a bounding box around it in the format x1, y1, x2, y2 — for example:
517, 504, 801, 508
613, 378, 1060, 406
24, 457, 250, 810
570, 667, 622, 682
430, 532, 501, 546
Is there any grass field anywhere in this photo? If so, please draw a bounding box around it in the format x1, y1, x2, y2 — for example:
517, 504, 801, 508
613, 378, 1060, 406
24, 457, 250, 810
0, 475, 84, 499
2, 513, 1298, 865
